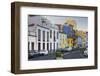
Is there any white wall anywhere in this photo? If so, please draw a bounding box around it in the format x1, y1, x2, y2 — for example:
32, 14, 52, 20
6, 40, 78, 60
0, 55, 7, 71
0, 0, 100, 76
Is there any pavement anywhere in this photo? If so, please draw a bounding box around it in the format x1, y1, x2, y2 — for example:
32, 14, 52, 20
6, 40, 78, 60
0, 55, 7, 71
29, 49, 88, 61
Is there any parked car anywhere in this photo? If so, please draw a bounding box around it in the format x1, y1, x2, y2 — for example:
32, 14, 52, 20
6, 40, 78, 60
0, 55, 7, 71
83, 49, 88, 56
66, 47, 72, 51
58, 47, 72, 53
39, 50, 48, 55
72, 46, 78, 51
28, 50, 39, 58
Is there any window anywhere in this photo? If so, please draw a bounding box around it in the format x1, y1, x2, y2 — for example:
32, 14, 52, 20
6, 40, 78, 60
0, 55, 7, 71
68, 40, 69, 44
54, 31, 56, 42
46, 23, 47, 26
47, 43, 49, 51
38, 29, 41, 41
41, 18, 47, 26
71, 40, 73, 44
47, 32, 49, 41
43, 31, 45, 41
50, 30, 52, 38
57, 32, 58, 39
50, 43, 52, 50
43, 43, 45, 50
54, 43, 55, 51
57, 43, 58, 49
38, 43, 41, 51
41, 18, 46, 23
31, 42, 34, 50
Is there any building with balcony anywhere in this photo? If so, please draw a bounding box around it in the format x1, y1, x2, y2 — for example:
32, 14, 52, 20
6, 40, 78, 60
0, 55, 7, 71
56, 24, 68, 49
63, 23, 76, 47
28, 16, 59, 54
59, 32, 67, 49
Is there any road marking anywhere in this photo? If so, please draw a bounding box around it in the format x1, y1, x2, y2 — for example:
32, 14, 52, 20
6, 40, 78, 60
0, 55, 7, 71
63, 52, 70, 56
63, 50, 81, 56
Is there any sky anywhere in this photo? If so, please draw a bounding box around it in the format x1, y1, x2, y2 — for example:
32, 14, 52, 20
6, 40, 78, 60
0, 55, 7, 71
29, 15, 88, 31
43, 15, 88, 31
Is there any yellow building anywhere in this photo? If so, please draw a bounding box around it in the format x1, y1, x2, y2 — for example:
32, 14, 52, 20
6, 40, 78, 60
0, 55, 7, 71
65, 18, 77, 47
67, 38, 74, 47
59, 32, 67, 48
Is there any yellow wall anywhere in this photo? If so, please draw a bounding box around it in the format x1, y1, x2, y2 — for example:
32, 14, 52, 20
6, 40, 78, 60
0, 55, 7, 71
67, 38, 74, 47
60, 34, 67, 48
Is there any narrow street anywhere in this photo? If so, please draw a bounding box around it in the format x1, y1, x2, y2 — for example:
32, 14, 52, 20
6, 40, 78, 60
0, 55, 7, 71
29, 49, 88, 61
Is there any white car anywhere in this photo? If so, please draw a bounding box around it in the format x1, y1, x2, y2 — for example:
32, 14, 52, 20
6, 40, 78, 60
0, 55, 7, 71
84, 49, 88, 56
39, 50, 48, 55
65, 47, 72, 51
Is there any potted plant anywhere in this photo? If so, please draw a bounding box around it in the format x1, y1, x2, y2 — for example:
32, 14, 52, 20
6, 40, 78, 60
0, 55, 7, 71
55, 51, 63, 59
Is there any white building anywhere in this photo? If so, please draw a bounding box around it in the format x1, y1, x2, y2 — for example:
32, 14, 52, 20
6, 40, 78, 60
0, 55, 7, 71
28, 16, 59, 53
28, 24, 37, 52
56, 24, 68, 49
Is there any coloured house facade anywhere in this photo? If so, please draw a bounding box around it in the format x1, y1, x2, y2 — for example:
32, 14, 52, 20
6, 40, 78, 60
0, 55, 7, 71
82, 32, 87, 48
75, 30, 87, 48
86, 32, 88, 48
63, 23, 76, 47
77, 36, 82, 47
59, 32, 67, 48
56, 24, 68, 49
28, 16, 88, 54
